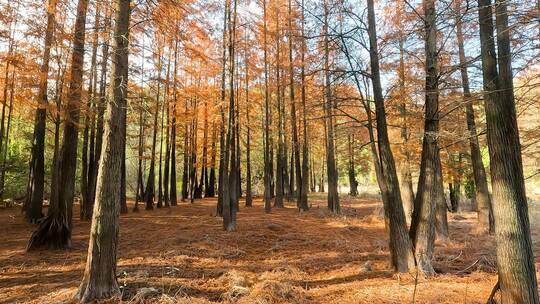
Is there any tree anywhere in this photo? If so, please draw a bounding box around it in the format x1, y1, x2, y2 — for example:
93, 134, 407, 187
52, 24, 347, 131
366, 0, 415, 272
75, 0, 130, 300
409, 0, 444, 275
28, 0, 90, 250
477, 0, 540, 301
25, 0, 58, 223
323, 0, 339, 213
454, 0, 492, 233
262, 0, 273, 213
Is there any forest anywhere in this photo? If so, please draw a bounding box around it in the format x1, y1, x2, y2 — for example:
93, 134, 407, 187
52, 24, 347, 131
0, 0, 539, 303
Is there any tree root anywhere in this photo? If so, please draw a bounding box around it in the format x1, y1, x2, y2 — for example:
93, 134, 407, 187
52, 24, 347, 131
486, 280, 500, 304
26, 215, 71, 251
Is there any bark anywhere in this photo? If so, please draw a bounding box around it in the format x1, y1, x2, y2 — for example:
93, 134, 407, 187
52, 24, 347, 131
397, 1, 414, 224
244, 39, 252, 207
81, 6, 100, 220
409, 0, 444, 275
275, 8, 284, 209
49, 53, 66, 217
158, 55, 171, 207
28, 0, 89, 250
169, 37, 179, 207
455, 0, 492, 233
347, 134, 358, 196
25, 0, 57, 223
133, 102, 145, 212
145, 51, 162, 209
207, 123, 216, 197
163, 49, 172, 207
367, 0, 415, 272
323, 0, 339, 213
288, 0, 301, 208
262, 0, 272, 213
298, 0, 309, 211
89, 8, 111, 214
477, 0, 540, 302
75, 0, 130, 300
222, 0, 238, 231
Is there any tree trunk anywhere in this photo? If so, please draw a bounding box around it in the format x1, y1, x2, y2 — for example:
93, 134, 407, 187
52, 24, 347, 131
81, 6, 101, 220
323, 0, 339, 213
367, 0, 415, 272
298, 0, 309, 211
25, 0, 57, 223
347, 134, 358, 197
28, 0, 89, 250
397, 0, 414, 224
409, 0, 444, 275
222, 0, 238, 231
145, 50, 161, 209
455, 0, 492, 233
89, 8, 111, 215
288, 0, 301, 207
244, 38, 252, 208
274, 8, 285, 209
262, 0, 272, 213
169, 36, 179, 207
477, 0, 540, 302
75, 0, 130, 300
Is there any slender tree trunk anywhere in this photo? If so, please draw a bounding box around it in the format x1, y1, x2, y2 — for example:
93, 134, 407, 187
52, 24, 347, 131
477, 0, 540, 301
75, 0, 130, 300
298, 0, 309, 211
81, 7, 101, 220
262, 0, 272, 213
367, 0, 415, 272
244, 36, 252, 207
49, 58, 66, 216
163, 49, 172, 207
158, 54, 171, 207
25, 0, 57, 223
323, 0, 339, 213
397, 0, 414, 224
208, 123, 216, 197
222, 0, 238, 231
89, 8, 111, 214
169, 36, 179, 207
455, 0, 493, 233
275, 7, 284, 209
288, 0, 301, 207
145, 50, 161, 209
134, 102, 145, 212
409, 0, 444, 275
28, 0, 89, 250
347, 135, 358, 196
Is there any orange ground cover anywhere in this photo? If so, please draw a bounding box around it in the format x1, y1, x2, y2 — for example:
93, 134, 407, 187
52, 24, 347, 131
1, 195, 539, 303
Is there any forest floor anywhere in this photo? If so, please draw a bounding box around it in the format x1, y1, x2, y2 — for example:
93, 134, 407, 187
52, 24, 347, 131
1, 194, 540, 304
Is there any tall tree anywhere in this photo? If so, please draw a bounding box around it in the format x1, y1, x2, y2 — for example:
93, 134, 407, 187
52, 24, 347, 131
25, 0, 58, 223
454, 0, 492, 233
28, 0, 90, 250
288, 0, 302, 206
262, 0, 272, 213
144, 47, 162, 209
75, 0, 130, 300
396, 0, 414, 224
169, 35, 179, 207
323, 0, 339, 213
366, 0, 415, 272
409, 0, 444, 275
477, 0, 540, 301
298, 0, 309, 211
